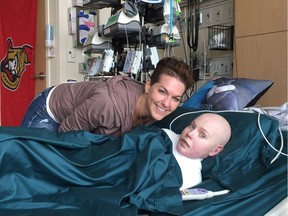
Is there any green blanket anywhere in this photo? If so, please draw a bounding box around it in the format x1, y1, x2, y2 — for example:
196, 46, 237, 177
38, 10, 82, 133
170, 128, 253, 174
0, 126, 184, 216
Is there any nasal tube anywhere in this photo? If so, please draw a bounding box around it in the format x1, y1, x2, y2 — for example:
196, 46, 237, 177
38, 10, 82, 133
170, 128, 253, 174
181, 188, 230, 201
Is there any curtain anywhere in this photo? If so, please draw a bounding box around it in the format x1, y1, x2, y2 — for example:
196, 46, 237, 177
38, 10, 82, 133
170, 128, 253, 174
0, 0, 37, 126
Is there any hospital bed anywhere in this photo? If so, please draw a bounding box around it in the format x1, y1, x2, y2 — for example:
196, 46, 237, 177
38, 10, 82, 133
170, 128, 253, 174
0, 104, 286, 216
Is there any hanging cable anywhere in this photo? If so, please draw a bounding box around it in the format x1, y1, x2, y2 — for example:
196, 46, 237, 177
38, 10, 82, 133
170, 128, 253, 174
187, 0, 200, 52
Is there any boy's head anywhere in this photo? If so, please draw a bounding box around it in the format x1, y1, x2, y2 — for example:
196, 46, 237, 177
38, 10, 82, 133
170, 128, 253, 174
177, 113, 231, 159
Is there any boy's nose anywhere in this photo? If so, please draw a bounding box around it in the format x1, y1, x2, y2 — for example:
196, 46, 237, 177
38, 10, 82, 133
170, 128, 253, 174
187, 129, 195, 139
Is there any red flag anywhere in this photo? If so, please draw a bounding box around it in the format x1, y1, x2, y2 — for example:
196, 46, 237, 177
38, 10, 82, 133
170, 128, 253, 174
0, 0, 37, 126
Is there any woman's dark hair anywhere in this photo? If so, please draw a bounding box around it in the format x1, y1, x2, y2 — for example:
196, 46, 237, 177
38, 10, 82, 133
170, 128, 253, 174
149, 57, 194, 91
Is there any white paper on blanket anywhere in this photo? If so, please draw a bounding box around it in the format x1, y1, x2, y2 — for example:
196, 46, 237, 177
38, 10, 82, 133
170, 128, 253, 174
244, 102, 288, 131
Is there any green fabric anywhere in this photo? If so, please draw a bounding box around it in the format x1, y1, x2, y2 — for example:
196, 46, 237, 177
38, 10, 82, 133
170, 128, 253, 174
0, 126, 184, 216
153, 107, 287, 215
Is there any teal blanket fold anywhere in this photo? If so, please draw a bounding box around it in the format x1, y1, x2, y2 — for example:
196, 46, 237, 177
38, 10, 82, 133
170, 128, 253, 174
0, 126, 183, 216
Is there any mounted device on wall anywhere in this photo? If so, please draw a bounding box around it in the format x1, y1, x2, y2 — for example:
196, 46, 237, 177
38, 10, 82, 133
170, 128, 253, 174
46, 25, 55, 48
46, 24, 55, 57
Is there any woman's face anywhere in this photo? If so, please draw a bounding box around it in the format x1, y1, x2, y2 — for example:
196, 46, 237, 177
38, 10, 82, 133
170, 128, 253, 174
145, 74, 186, 121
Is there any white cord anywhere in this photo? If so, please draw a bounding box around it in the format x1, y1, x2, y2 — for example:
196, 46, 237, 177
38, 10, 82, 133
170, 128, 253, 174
169, 110, 288, 164
169, 110, 250, 130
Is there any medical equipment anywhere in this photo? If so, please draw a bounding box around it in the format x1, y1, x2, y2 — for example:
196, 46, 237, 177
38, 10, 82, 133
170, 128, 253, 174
149, 23, 180, 48
181, 188, 230, 201
103, 4, 141, 38
101, 49, 114, 72
83, 32, 113, 53
83, 0, 121, 10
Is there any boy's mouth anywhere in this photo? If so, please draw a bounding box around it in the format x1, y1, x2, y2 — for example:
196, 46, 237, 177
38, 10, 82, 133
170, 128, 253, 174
179, 139, 190, 148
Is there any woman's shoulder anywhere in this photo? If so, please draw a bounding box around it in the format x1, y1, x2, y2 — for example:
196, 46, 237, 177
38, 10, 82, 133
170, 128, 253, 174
108, 75, 144, 86
106, 75, 144, 97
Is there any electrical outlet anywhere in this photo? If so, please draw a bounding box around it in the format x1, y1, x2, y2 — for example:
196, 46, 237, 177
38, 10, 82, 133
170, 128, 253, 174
226, 6, 233, 19
202, 9, 212, 25
222, 2, 234, 21
67, 49, 76, 63
214, 7, 222, 21
210, 58, 233, 76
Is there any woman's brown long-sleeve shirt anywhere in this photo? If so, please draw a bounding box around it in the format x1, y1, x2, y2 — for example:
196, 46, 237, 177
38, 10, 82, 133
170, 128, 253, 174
49, 76, 144, 137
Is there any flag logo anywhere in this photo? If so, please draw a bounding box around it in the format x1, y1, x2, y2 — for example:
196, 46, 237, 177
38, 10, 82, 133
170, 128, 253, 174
1, 37, 33, 91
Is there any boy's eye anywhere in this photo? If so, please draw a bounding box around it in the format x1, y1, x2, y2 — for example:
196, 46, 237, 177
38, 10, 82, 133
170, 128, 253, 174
188, 122, 196, 129
200, 133, 206, 138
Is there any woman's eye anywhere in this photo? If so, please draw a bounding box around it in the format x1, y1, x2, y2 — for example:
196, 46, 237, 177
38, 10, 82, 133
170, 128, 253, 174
172, 97, 180, 102
158, 89, 166, 94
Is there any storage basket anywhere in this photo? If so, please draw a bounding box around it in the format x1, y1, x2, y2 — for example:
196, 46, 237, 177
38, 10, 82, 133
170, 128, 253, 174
208, 25, 233, 50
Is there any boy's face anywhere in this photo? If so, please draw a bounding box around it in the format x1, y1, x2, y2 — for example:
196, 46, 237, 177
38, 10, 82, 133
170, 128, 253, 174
176, 114, 225, 159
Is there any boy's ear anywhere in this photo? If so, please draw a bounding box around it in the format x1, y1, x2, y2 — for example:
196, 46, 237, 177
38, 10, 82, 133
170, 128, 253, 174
144, 79, 151, 94
208, 145, 223, 157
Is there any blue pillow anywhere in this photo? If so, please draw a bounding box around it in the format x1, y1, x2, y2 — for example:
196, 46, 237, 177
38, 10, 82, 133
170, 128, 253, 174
182, 81, 214, 110
182, 77, 274, 110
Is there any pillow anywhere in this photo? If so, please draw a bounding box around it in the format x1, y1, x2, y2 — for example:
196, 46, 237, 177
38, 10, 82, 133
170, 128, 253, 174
153, 107, 283, 191
182, 77, 274, 110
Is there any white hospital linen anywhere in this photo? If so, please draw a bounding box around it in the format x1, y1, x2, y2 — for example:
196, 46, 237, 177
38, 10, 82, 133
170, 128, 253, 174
162, 129, 202, 190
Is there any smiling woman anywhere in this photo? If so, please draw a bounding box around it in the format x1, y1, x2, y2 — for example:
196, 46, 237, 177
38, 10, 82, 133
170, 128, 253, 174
21, 57, 194, 137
